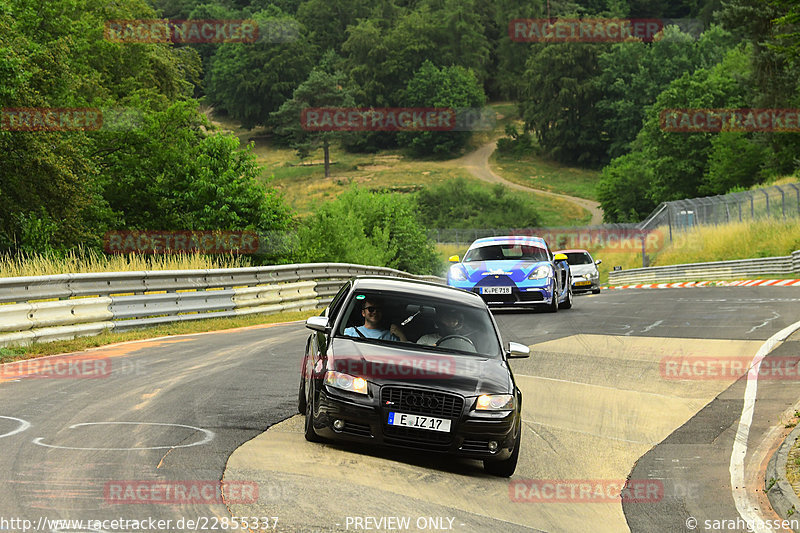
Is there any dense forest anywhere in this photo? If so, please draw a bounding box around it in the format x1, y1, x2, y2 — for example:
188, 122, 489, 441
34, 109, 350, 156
1, 0, 799, 270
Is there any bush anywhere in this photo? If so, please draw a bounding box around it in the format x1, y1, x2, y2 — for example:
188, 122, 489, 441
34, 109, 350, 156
415, 178, 542, 229
297, 186, 441, 275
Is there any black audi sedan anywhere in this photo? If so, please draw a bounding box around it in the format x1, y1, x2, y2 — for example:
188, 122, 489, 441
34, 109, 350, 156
298, 276, 530, 476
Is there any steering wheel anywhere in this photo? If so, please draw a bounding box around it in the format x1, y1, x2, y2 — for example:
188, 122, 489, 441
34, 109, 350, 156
435, 335, 476, 350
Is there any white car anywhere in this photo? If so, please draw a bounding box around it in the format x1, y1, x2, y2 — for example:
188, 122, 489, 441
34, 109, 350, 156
555, 249, 601, 294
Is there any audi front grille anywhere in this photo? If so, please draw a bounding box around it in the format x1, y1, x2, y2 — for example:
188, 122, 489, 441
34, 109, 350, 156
380, 387, 464, 418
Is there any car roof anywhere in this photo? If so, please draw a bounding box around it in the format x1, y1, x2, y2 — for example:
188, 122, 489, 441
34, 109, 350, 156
350, 276, 486, 308
555, 249, 592, 254
469, 235, 548, 248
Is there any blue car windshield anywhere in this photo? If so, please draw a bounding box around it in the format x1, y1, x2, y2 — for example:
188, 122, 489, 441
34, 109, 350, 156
464, 244, 548, 262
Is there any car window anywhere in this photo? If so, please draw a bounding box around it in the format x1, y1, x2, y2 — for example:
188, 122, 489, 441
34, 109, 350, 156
335, 291, 502, 358
463, 244, 548, 262
564, 252, 594, 265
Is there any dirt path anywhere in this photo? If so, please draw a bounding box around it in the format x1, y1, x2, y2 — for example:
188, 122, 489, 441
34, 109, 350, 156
457, 140, 605, 225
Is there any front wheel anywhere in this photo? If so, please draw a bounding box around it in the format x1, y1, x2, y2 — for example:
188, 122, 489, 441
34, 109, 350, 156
297, 356, 307, 414
559, 287, 573, 310
592, 288, 601, 294
547, 292, 559, 313
304, 380, 323, 442
484, 429, 521, 477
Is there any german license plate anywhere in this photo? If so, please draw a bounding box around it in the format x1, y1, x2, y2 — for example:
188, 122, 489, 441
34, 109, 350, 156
481, 287, 511, 294
388, 412, 451, 432
575, 280, 591, 286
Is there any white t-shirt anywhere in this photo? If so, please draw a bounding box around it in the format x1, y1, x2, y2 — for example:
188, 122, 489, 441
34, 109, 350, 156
344, 326, 399, 341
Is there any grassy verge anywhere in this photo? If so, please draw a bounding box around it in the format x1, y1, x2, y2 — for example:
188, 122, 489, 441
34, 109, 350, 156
0, 249, 251, 278
596, 218, 800, 284
0, 308, 321, 362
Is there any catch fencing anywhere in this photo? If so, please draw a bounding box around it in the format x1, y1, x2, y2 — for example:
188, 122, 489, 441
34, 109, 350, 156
0, 263, 444, 348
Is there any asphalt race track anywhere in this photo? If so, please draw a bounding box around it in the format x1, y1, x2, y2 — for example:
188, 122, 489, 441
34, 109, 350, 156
1, 287, 799, 533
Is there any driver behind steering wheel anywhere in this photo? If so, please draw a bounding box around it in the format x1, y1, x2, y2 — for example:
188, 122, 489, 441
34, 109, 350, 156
417, 307, 472, 349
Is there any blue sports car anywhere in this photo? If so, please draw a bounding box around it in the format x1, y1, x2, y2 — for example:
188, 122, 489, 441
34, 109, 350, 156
447, 236, 572, 311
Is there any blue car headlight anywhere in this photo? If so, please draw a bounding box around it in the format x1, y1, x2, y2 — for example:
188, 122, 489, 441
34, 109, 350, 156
449, 265, 467, 281
527, 264, 553, 280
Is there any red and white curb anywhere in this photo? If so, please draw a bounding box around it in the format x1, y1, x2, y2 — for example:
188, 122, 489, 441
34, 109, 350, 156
608, 279, 800, 289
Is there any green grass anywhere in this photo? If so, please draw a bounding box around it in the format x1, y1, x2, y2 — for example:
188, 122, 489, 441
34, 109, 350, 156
0, 248, 251, 278
490, 150, 601, 201
591, 217, 800, 284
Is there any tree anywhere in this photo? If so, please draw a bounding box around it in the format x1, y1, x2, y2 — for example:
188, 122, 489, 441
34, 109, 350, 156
597, 152, 657, 222
520, 41, 611, 166
99, 101, 292, 232
270, 57, 357, 177
296, 0, 373, 53
204, 8, 315, 129
398, 61, 486, 156
597, 45, 753, 220
597, 25, 735, 160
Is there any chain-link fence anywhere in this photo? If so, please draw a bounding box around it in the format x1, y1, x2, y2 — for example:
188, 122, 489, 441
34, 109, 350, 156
428, 183, 800, 245
639, 183, 800, 234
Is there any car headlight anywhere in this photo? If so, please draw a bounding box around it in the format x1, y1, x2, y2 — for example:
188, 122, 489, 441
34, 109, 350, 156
449, 265, 467, 281
324, 371, 368, 395
475, 394, 515, 410
527, 264, 553, 280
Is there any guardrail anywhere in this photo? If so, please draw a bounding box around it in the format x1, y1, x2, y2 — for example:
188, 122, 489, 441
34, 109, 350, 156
0, 263, 445, 348
608, 250, 800, 285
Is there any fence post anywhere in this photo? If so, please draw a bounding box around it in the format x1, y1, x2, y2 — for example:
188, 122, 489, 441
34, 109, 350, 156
779, 186, 786, 218
787, 183, 800, 217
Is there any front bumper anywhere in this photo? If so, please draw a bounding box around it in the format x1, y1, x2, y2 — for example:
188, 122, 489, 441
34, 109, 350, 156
571, 277, 600, 292
311, 384, 518, 460
449, 277, 554, 308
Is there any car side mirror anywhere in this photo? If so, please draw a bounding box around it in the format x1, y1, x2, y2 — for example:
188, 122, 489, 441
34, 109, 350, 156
595, 259, 602, 265
306, 316, 331, 333
507, 342, 531, 359
553, 253, 568, 262
448, 255, 460, 263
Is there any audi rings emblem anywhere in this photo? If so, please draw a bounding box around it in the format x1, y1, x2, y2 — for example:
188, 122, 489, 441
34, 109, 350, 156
404, 394, 439, 409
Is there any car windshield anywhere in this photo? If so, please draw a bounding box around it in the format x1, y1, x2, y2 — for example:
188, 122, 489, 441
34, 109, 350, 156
564, 252, 594, 265
463, 244, 549, 262
336, 291, 502, 358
